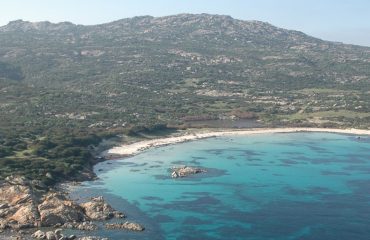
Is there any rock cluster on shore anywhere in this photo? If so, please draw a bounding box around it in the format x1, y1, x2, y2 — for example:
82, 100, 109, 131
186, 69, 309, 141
32, 229, 76, 240
38, 193, 85, 227
80, 196, 125, 220
171, 166, 206, 178
0, 176, 143, 239
62, 221, 98, 231
31, 229, 110, 240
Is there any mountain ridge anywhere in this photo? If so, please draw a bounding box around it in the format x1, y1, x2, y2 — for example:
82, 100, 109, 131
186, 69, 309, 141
0, 13, 354, 47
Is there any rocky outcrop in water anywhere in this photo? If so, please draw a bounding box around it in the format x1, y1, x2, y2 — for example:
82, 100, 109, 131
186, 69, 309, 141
105, 222, 145, 231
80, 196, 125, 220
171, 166, 206, 178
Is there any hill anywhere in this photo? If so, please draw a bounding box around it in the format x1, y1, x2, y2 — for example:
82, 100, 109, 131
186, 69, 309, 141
0, 13, 369, 183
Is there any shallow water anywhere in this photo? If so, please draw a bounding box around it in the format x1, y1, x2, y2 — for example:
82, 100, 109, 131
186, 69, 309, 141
72, 132, 370, 240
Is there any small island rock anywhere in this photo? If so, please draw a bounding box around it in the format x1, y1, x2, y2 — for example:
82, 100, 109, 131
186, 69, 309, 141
171, 166, 206, 178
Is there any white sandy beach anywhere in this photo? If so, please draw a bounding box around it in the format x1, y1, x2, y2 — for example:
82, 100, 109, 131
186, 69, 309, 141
107, 128, 370, 156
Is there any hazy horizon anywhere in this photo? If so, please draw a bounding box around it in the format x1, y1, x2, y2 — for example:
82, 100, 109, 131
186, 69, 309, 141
1, 0, 370, 47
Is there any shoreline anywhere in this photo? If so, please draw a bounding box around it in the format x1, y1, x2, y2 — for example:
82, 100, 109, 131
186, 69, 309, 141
106, 127, 370, 157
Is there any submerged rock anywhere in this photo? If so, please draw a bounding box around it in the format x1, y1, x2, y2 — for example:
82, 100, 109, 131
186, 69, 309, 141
171, 166, 206, 178
105, 222, 145, 231
77, 237, 108, 240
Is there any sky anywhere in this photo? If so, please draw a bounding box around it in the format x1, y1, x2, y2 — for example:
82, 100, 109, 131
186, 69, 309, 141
1, 0, 370, 46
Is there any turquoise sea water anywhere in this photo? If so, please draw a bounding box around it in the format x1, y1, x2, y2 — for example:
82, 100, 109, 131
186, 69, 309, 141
72, 132, 370, 240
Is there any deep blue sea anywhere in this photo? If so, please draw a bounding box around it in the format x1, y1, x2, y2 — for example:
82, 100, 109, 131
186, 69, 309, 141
71, 132, 370, 240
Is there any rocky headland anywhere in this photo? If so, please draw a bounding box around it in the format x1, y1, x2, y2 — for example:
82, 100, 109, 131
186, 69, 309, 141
0, 176, 143, 240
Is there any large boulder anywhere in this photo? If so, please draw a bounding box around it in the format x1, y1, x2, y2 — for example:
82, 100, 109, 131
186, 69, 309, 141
8, 203, 39, 226
0, 184, 33, 205
80, 196, 124, 221
0, 204, 15, 218
0, 219, 8, 230
45, 231, 57, 240
0, 203, 8, 209
54, 228, 63, 239
38, 193, 85, 226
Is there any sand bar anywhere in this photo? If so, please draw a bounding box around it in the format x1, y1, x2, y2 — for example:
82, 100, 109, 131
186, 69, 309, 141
107, 128, 370, 156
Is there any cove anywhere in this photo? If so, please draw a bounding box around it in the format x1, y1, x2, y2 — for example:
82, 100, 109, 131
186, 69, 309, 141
70, 132, 370, 240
